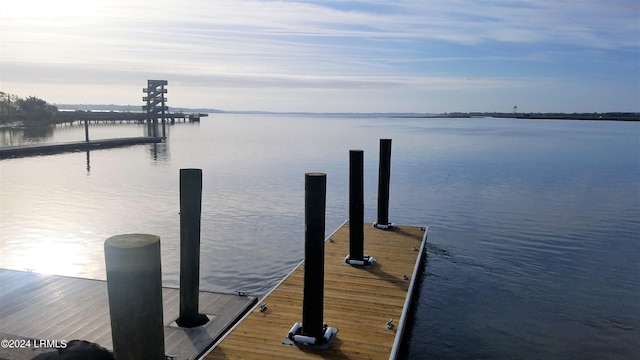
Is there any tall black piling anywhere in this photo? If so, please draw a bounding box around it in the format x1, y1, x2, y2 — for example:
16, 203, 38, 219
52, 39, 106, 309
176, 168, 209, 328
84, 120, 89, 142
105, 234, 165, 360
375, 139, 394, 229
284, 172, 337, 347
349, 150, 364, 261
302, 172, 327, 339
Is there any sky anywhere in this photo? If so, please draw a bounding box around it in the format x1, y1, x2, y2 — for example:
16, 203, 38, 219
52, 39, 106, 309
0, 0, 638, 113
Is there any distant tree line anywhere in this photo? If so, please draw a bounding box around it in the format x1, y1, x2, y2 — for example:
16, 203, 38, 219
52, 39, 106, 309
0, 92, 59, 125
445, 111, 639, 121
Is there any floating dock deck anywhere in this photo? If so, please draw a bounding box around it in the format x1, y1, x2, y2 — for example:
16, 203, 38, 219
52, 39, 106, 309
0, 137, 163, 159
0, 223, 427, 360
202, 221, 428, 360
0, 269, 257, 360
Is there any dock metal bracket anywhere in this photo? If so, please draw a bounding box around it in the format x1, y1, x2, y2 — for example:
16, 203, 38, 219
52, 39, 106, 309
282, 322, 338, 349
343, 254, 377, 268
373, 222, 397, 230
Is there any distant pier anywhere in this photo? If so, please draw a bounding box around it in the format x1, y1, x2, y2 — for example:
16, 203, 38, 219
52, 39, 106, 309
56, 111, 208, 125
0, 109, 210, 159
0, 137, 163, 159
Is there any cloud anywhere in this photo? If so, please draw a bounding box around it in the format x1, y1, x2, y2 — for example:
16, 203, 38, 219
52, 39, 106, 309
4, 0, 636, 57
0, 0, 637, 112
1, 60, 531, 90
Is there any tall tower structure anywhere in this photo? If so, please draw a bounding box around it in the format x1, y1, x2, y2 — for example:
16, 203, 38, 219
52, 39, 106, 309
143, 80, 168, 137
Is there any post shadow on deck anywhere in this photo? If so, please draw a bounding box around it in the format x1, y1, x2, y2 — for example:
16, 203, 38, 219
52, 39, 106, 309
374, 139, 397, 230
283, 172, 337, 348
344, 150, 376, 267
176, 168, 209, 328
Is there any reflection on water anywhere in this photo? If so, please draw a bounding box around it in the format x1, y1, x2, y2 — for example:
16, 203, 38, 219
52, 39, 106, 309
149, 142, 170, 163
22, 123, 55, 140
0, 125, 53, 146
19, 237, 87, 275
85, 151, 90, 174
1, 121, 154, 146
0, 114, 638, 359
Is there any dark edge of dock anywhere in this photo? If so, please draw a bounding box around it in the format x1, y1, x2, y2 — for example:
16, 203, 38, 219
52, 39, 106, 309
390, 225, 428, 360
0, 137, 163, 160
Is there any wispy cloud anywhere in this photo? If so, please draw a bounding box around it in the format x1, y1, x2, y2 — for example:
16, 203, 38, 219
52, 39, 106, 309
1, 0, 637, 111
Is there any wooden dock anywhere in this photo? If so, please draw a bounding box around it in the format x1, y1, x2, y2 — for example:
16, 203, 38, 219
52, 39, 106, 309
202, 221, 428, 360
0, 136, 163, 159
0, 269, 257, 360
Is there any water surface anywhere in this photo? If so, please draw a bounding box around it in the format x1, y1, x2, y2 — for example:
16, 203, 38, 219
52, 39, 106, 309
1, 115, 638, 359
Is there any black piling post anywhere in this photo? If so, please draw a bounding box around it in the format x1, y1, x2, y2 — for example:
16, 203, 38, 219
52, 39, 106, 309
84, 119, 89, 142
376, 139, 393, 228
302, 172, 327, 339
152, 118, 158, 137
105, 234, 165, 360
349, 150, 364, 261
176, 168, 209, 328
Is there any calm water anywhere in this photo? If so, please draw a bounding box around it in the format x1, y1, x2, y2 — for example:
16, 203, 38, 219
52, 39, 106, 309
1, 114, 638, 359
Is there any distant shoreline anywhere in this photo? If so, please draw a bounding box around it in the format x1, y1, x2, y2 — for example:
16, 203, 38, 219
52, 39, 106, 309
389, 113, 639, 121
54, 104, 639, 121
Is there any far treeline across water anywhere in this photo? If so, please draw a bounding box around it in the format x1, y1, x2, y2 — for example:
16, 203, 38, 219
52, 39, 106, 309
1, 91, 638, 124
444, 112, 640, 121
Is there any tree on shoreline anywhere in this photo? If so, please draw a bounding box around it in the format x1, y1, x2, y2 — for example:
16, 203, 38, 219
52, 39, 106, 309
1, 92, 58, 125
0, 91, 20, 124
17, 96, 59, 123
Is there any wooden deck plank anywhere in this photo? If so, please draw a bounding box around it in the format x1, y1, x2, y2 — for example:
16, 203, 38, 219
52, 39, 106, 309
0, 269, 257, 360
202, 222, 427, 360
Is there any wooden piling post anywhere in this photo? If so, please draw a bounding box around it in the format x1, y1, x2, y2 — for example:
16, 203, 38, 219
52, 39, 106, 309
176, 168, 209, 328
376, 139, 393, 228
302, 172, 327, 339
84, 119, 89, 142
349, 150, 364, 261
105, 234, 165, 360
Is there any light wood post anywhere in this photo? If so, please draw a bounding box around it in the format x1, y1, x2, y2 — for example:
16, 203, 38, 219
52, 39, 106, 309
105, 234, 165, 360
